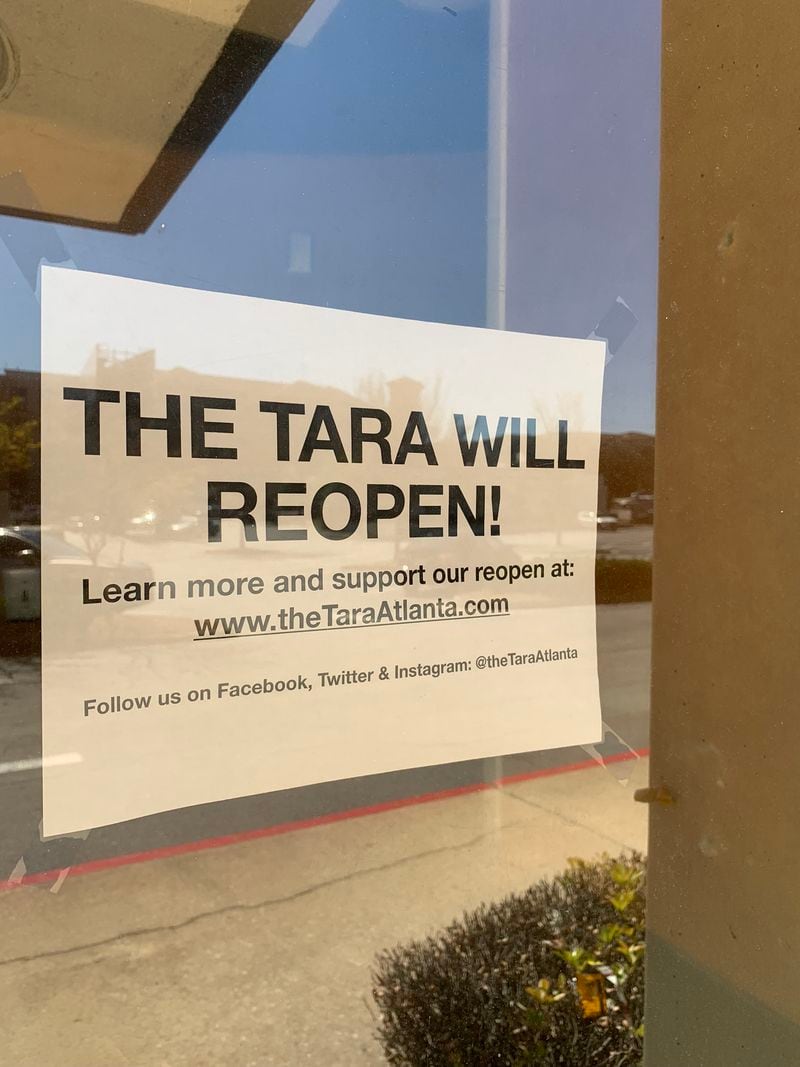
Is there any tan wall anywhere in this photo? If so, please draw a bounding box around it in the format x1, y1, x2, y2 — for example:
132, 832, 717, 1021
645, 2, 800, 1063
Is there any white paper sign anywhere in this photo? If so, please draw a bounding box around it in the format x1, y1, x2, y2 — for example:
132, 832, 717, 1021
40, 268, 605, 835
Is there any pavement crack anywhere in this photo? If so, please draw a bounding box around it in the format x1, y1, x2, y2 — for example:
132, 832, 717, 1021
501, 787, 634, 852
0, 820, 531, 970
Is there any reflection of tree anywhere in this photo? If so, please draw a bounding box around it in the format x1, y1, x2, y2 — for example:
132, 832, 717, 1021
357, 372, 387, 409
40, 347, 648, 556
531, 393, 656, 501
599, 433, 655, 499
0, 395, 38, 522
75, 515, 107, 566
0, 396, 38, 475
529, 392, 587, 436
68, 462, 133, 564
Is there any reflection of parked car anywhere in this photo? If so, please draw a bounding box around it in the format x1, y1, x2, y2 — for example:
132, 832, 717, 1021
578, 510, 618, 531
0, 526, 153, 621
624, 492, 654, 524
127, 509, 201, 540
613, 491, 654, 525
66, 513, 101, 532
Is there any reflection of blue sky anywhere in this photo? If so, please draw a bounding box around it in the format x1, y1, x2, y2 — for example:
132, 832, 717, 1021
505, 0, 660, 433
0, 0, 659, 432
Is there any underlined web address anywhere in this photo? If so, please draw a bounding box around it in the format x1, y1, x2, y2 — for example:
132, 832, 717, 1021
193, 596, 510, 641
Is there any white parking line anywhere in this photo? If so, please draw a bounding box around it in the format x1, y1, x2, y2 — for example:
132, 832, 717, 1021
0, 753, 82, 775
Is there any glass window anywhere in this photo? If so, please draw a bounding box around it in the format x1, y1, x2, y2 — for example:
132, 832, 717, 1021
0, 2, 659, 1062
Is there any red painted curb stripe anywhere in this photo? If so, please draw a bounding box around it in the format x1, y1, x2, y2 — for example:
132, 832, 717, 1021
1, 747, 649, 891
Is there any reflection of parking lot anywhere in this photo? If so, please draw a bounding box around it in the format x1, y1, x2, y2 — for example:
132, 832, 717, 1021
597, 525, 653, 560
0, 602, 650, 872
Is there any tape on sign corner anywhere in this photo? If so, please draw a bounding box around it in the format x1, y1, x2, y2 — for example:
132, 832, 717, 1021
588, 295, 639, 365
580, 723, 647, 787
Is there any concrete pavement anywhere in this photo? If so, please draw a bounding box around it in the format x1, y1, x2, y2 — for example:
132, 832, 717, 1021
0, 756, 648, 1066
0, 599, 651, 1064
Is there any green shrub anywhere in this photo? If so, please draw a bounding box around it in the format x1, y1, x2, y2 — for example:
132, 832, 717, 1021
595, 558, 651, 603
372, 854, 645, 1066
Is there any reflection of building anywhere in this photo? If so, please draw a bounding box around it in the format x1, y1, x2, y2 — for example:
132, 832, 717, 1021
387, 377, 424, 412
90, 346, 156, 387
43, 349, 369, 537
7, 338, 656, 537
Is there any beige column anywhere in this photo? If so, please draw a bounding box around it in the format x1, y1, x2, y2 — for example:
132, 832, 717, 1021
645, 2, 800, 1063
